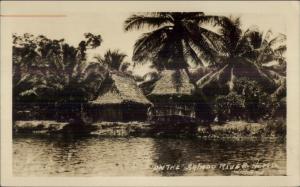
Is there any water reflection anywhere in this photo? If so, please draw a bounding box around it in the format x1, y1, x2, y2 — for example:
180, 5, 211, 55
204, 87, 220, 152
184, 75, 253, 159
13, 135, 286, 176
151, 138, 286, 176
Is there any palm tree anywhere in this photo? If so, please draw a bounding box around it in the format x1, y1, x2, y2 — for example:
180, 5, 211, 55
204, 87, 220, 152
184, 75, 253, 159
252, 32, 287, 117
124, 13, 225, 123
247, 29, 286, 100
94, 49, 130, 72
248, 30, 286, 81
13, 33, 106, 120
197, 17, 282, 97
124, 12, 225, 74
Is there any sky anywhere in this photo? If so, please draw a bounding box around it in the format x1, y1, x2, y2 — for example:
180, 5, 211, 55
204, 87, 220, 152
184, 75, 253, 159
2, 1, 286, 76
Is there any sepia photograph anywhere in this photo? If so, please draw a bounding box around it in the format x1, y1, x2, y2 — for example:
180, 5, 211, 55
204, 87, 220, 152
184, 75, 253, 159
1, 1, 300, 186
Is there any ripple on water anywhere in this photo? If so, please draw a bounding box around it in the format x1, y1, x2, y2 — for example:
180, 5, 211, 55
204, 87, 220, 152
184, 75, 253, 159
13, 135, 286, 176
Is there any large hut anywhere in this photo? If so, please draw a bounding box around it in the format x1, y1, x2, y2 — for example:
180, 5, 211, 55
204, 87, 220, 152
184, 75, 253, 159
147, 69, 198, 124
88, 72, 152, 122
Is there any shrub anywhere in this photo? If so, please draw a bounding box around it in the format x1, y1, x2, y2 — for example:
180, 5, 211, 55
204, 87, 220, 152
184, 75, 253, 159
214, 92, 245, 123
234, 78, 273, 121
271, 97, 286, 118
213, 77, 280, 123
264, 117, 286, 137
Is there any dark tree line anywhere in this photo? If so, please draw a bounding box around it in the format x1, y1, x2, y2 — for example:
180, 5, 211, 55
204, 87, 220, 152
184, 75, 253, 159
125, 13, 286, 122
13, 12, 286, 123
13, 33, 130, 120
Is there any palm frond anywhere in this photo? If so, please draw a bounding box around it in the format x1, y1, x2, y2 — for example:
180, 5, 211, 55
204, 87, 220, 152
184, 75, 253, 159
197, 15, 227, 26
97, 49, 128, 71
182, 39, 205, 66
219, 16, 243, 55
151, 38, 175, 70
196, 26, 226, 53
186, 34, 219, 66
268, 33, 286, 46
132, 26, 171, 63
124, 13, 173, 31
245, 27, 263, 49
120, 62, 131, 72
197, 64, 230, 89
274, 45, 286, 55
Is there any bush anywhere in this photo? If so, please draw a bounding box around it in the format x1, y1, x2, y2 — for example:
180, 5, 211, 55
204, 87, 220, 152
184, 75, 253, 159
234, 78, 273, 121
264, 117, 286, 137
271, 97, 286, 118
214, 92, 245, 123
213, 77, 281, 123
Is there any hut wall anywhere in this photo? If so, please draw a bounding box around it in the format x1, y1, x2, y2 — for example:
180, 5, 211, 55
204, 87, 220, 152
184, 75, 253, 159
122, 104, 148, 121
88, 104, 149, 122
149, 102, 196, 123
89, 105, 123, 122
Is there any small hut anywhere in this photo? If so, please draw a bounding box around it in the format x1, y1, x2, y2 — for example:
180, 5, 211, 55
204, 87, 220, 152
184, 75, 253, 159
147, 69, 197, 124
88, 72, 152, 122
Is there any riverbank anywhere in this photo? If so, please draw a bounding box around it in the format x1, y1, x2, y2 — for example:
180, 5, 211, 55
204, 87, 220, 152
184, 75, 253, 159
13, 119, 286, 139
13, 121, 153, 136
14, 121, 69, 134
198, 119, 286, 139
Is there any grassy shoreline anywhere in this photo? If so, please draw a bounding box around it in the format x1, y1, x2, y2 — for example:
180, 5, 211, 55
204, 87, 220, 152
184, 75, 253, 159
198, 119, 286, 138
13, 118, 286, 140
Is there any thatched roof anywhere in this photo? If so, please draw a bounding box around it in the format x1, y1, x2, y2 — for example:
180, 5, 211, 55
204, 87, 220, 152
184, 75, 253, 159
89, 72, 152, 106
148, 69, 195, 97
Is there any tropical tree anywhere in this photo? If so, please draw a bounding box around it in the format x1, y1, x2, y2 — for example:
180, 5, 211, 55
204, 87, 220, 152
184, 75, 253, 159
124, 12, 228, 122
124, 12, 225, 74
250, 30, 287, 119
13, 33, 106, 120
94, 49, 130, 72
247, 29, 286, 99
197, 17, 285, 97
13, 33, 63, 104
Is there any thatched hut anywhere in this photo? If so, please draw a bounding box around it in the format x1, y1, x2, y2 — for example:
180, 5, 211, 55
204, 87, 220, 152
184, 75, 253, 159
88, 72, 152, 122
147, 69, 198, 124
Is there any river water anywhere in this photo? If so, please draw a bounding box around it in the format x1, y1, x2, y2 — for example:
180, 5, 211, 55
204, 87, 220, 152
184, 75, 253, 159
13, 135, 286, 176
